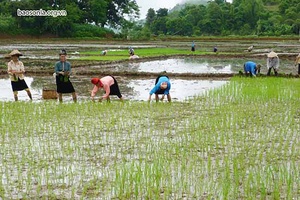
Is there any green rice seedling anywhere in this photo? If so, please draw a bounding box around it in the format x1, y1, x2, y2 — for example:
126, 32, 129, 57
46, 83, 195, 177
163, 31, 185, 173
0, 76, 300, 199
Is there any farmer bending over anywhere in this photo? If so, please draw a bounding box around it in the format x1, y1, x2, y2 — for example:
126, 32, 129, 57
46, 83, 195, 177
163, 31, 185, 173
91, 76, 123, 102
148, 75, 171, 102
243, 61, 261, 77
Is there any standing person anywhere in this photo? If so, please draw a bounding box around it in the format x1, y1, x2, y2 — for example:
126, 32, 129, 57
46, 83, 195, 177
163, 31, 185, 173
7, 50, 32, 101
191, 41, 195, 52
90, 76, 123, 102
243, 61, 261, 77
294, 53, 300, 75
267, 51, 280, 76
54, 49, 77, 103
148, 75, 171, 102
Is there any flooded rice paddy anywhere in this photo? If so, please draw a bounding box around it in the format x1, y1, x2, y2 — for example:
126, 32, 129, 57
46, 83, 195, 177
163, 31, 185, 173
1, 55, 298, 101
0, 76, 228, 102
0, 40, 299, 199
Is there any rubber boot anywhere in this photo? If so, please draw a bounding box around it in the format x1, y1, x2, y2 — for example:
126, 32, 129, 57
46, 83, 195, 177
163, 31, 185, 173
298, 65, 300, 75
274, 70, 278, 76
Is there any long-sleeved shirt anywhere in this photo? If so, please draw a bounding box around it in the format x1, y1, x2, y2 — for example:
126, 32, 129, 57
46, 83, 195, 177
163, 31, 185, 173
149, 76, 171, 95
55, 61, 71, 73
267, 57, 279, 69
91, 76, 115, 98
7, 60, 25, 81
244, 61, 257, 76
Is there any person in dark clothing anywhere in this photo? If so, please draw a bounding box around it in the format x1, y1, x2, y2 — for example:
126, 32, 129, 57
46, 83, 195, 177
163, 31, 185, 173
54, 49, 77, 102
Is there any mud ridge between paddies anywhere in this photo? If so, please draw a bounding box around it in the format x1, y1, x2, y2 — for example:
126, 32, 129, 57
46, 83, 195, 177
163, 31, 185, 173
1, 54, 299, 78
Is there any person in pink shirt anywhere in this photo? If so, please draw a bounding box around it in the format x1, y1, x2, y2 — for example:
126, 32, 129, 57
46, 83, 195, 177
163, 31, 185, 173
91, 75, 123, 102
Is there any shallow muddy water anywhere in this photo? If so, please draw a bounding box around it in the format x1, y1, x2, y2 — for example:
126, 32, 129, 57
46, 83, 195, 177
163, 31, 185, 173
90, 57, 298, 75
0, 76, 228, 102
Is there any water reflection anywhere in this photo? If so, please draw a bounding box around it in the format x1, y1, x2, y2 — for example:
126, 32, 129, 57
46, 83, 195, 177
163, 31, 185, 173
127, 58, 233, 74
0, 77, 41, 101
127, 79, 227, 101
0, 76, 228, 102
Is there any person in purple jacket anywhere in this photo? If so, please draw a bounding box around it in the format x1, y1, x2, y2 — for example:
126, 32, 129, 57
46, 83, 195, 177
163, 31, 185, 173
243, 61, 261, 77
148, 75, 171, 102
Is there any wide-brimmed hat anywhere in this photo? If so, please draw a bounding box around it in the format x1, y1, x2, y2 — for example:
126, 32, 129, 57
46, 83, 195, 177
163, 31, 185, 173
160, 82, 167, 90
267, 51, 277, 58
59, 49, 67, 55
9, 49, 23, 56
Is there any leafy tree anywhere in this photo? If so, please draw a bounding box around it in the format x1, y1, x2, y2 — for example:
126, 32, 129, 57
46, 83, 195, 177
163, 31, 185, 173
106, 0, 140, 28
151, 17, 168, 35
156, 8, 168, 17
145, 8, 156, 27
203, 2, 223, 35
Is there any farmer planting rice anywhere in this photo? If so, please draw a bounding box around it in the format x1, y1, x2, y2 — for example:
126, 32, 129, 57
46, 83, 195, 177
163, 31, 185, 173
243, 61, 261, 77
101, 50, 107, 56
129, 46, 134, 56
91, 76, 123, 102
54, 49, 77, 103
7, 49, 32, 101
148, 75, 171, 102
267, 51, 280, 76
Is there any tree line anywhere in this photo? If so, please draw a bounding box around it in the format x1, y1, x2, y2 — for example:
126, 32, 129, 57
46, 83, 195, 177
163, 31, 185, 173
0, 0, 139, 37
132, 0, 299, 39
0, 0, 299, 38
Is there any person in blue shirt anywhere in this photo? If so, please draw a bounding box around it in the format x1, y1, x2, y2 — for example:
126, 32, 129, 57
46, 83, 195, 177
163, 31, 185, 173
243, 61, 261, 77
148, 75, 171, 102
191, 41, 195, 52
54, 49, 77, 102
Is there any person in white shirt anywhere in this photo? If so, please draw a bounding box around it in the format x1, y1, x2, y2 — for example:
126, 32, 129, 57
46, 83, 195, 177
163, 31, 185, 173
7, 49, 32, 101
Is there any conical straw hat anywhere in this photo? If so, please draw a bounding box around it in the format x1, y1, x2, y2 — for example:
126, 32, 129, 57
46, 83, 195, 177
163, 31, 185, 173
9, 49, 23, 56
267, 51, 277, 58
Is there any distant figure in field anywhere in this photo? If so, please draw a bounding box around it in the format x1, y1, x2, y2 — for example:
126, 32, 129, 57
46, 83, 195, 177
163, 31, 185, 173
91, 76, 123, 102
101, 50, 107, 56
248, 45, 254, 52
267, 51, 279, 76
294, 53, 300, 75
191, 41, 195, 52
148, 75, 171, 102
129, 53, 139, 60
243, 61, 261, 77
129, 47, 134, 56
213, 46, 218, 53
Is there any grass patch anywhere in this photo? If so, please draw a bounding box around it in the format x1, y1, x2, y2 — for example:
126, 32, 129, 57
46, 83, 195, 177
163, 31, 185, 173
0, 77, 299, 199
79, 48, 205, 61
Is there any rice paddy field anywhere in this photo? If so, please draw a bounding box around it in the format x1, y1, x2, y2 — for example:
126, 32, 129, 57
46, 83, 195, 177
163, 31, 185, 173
0, 76, 299, 199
